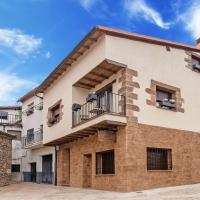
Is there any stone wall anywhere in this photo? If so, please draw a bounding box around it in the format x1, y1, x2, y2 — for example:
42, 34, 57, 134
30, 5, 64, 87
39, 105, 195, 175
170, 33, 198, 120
0, 135, 12, 186
57, 126, 128, 191
125, 120, 200, 191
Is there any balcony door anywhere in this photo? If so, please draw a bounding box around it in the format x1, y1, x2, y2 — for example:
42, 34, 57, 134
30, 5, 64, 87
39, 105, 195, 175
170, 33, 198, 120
96, 84, 113, 113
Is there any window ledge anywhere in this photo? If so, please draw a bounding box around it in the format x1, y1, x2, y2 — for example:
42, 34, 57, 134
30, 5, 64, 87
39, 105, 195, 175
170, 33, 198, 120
147, 170, 172, 172
156, 106, 177, 112
95, 174, 115, 177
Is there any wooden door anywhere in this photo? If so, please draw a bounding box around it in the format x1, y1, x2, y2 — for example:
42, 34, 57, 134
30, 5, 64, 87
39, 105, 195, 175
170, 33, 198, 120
83, 154, 92, 188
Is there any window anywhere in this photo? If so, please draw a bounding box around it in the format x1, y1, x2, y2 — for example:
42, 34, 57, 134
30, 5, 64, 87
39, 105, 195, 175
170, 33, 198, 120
0, 111, 8, 120
192, 55, 200, 72
48, 100, 62, 126
26, 102, 34, 116
27, 128, 34, 143
96, 150, 115, 174
147, 147, 172, 170
156, 87, 176, 109
11, 164, 20, 172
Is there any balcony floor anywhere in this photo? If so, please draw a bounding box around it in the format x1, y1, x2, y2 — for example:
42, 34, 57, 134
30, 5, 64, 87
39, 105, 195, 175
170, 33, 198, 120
45, 113, 127, 145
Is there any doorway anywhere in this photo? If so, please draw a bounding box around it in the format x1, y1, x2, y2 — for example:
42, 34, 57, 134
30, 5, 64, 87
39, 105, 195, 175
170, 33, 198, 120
62, 149, 70, 186
30, 163, 36, 182
83, 154, 92, 188
42, 154, 53, 184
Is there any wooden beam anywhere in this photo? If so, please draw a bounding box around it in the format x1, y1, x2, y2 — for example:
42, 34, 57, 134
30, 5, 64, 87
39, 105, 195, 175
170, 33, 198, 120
74, 83, 91, 89
83, 77, 102, 84
88, 38, 98, 42
82, 45, 90, 50
78, 82, 95, 88
90, 72, 110, 79
100, 66, 118, 74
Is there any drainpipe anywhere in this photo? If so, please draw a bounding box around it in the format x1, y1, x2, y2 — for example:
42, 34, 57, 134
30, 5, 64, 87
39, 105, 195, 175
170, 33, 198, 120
54, 145, 58, 186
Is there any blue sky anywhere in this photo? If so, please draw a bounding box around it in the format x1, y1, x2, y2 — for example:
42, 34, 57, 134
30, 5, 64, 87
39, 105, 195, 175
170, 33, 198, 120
0, 0, 199, 105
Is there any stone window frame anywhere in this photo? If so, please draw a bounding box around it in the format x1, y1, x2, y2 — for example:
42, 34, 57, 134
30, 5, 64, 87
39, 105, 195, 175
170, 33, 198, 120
146, 80, 184, 113
47, 99, 64, 127
185, 51, 200, 73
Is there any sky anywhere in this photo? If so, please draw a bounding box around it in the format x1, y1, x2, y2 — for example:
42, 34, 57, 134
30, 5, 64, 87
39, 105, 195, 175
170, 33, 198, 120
0, 0, 200, 105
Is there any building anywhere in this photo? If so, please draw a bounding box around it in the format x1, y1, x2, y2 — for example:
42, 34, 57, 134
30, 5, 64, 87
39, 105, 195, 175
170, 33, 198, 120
18, 88, 56, 184
0, 130, 15, 186
34, 26, 200, 192
0, 106, 23, 182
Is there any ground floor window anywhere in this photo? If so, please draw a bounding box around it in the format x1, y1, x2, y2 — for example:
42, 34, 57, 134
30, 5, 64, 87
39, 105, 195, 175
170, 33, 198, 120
147, 147, 172, 170
96, 150, 115, 174
11, 164, 20, 172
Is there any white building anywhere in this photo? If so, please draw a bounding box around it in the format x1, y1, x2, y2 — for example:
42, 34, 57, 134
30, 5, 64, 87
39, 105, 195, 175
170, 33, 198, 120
18, 88, 56, 184
0, 106, 23, 182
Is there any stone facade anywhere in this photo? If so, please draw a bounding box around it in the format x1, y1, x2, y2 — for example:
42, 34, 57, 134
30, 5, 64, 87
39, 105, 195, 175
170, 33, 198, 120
57, 118, 200, 192
0, 132, 13, 186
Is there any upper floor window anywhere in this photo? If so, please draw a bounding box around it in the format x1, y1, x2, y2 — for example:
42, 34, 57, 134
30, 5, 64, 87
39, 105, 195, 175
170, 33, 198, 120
47, 100, 62, 126
192, 55, 200, 72
26, 102, 34, 116
27, 128, 34, 143
156, 87, 176, 110
147, 147, 172, 171
0, 111, 8, 120
96, 150, 115, 175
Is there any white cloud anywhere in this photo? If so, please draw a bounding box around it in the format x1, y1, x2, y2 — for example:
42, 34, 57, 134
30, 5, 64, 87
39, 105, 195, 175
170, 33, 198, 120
123, 0, 171, 29
79, 0, 96, 11
179, 0, 200, 39
44, 51, 51, 59
0, 28, 42, 55
0, 71, 37, 105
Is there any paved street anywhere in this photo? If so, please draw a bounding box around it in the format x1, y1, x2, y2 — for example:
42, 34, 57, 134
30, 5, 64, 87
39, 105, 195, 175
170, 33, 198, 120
1, 183, 200, 200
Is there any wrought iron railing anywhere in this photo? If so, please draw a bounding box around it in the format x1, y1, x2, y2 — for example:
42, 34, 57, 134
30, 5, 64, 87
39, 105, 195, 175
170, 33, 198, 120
0, 114, 22, 126
22, 129, 43, 148
22, 102, 43, 116
72, 93, 125, 127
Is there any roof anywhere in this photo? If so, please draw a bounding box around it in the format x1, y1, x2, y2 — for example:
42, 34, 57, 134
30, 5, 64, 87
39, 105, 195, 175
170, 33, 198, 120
0, 130, 15, 139
0, 106, 22, 110
38, 26, 200, 92
17, 87, 38, 102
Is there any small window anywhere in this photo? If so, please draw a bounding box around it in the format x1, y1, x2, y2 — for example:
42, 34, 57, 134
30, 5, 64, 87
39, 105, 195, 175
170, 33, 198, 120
192, 56, 200, 72
0, 111, 8, 120
147, 147, 172, 170
48, 100, 62, 126
156, 87, 176, 109
11, 164, 20, 172
26, 102, 34, 116
27, 128, 34, 143
96, 150, 115, 174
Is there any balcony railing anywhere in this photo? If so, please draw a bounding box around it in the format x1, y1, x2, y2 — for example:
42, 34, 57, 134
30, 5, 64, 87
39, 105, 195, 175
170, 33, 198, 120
22, 129, 43, 148
72, 93, 125, 127
0, 114, 21, 126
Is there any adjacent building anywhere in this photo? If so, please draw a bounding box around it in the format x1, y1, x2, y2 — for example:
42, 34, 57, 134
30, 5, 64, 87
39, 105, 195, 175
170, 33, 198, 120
34, 26, 200, 192
0, 130, 15, 186
0, 106, 23, 182
18, 88, 55, 184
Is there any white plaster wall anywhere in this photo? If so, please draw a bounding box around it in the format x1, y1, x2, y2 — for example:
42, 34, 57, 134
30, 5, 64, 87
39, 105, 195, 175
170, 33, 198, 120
22, 95, 43, 136
105, 35, 200, 132
43, 36, 107, 143
21, 146, 55, 172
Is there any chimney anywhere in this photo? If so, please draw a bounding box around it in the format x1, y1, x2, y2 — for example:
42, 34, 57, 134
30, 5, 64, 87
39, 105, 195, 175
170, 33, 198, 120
196, 38, 200, 47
